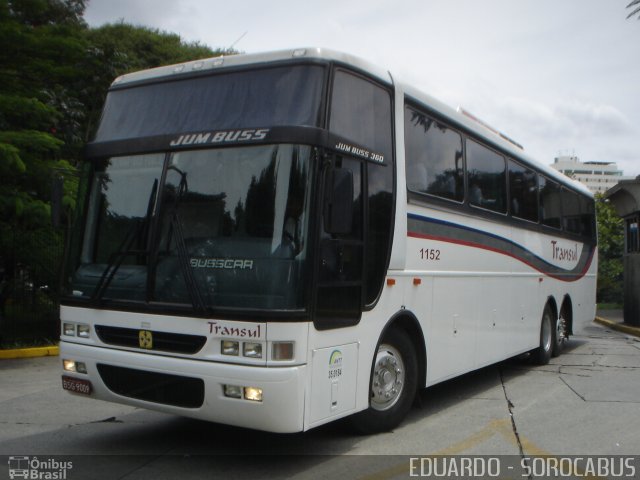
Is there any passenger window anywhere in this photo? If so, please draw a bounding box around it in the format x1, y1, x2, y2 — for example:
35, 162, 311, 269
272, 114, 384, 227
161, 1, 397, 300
561, 188, 582, 234
466, 139, 507, 213
508, 160, 538, 222
404, 107, 464, 202
539, 176, 562, 229
579, 196, 596, 240
330, 70, 393, 163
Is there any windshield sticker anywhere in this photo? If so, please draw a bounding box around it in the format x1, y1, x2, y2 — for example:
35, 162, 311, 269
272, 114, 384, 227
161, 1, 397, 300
190, 258, 254, 270
169, 129, 269, 147
335, 141, 384, 163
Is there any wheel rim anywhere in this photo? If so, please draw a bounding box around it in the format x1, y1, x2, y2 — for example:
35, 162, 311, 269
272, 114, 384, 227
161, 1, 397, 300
556, 316, 566, 345
541, 314, 552, 352
371, 343, 405, 411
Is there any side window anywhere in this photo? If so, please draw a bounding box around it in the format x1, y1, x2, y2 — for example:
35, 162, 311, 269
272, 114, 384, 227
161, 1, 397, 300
561, 188, 581, 234
404, 107, 464, 202
508, 159, 538, 222
539, 176, 562, 229
466, 139, 507, 213
579, 195, 596, 240
330, 70, 393, 163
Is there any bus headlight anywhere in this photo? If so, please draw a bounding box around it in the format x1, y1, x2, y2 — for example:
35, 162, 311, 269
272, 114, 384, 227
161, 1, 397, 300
223, 384, 242, 399
221, 340, 239, 356
63, 323, 75, 336
63, 359, 87, 374
77, 324, 91, 338
244, 387, 263, 402
243, 342, 262, 359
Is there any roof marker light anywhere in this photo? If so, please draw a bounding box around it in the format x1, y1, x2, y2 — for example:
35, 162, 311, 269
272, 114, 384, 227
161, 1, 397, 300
292, 49, 307, 57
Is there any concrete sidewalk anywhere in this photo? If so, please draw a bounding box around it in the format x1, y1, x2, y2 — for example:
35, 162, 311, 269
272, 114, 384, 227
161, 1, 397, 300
595, 309, 640, 338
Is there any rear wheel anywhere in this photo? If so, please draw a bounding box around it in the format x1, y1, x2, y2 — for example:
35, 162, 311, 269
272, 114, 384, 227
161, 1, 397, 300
532, 307, 553, 365
350, 327, 418, 434
552, 313, 566, 357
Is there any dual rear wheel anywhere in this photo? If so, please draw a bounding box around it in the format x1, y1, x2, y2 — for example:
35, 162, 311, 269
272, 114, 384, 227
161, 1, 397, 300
532, 306, 566, 365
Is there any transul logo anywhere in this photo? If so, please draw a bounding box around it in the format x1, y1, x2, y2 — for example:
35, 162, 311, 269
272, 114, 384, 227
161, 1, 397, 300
7, 456, 73, 479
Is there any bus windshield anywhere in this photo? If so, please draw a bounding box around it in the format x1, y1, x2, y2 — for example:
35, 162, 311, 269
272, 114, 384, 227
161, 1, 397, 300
71, 144, 314, 312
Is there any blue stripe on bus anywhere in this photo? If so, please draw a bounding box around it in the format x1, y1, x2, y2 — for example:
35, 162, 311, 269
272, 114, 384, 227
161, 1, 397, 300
407, 213, 595, 282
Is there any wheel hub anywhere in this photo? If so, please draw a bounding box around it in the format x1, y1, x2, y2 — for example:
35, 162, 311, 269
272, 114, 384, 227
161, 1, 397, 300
371, 344, 405, 411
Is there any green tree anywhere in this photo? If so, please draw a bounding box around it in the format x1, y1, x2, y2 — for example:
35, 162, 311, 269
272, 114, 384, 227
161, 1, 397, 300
0, 1, 228, 342
595, 194, 624, 304
628, 0, 640, 20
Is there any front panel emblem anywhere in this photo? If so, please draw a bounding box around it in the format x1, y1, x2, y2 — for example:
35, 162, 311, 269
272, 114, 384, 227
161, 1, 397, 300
138, 330, 153, 349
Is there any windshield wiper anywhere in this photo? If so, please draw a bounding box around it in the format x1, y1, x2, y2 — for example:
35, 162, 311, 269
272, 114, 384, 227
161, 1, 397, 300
169, 211, 207, 314
91, 179, 158, 303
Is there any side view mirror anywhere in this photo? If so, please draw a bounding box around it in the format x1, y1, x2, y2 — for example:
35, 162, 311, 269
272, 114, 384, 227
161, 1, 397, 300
324, 167, 353, 234
51, 175, 64, 228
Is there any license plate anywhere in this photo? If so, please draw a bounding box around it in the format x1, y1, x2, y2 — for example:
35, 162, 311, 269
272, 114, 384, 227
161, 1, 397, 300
62, 375, 92, 395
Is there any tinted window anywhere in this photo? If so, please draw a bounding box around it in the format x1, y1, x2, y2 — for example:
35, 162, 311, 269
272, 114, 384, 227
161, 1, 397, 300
404, 107, 464, 202
508, 160, 538, 222
539, 176, 562, 229
466, 139, 506, 213
579, 195, 596, 240
95, 65, 325, 142
330, 70, 393, 163
561, 188, 582, 235
366, 162, 394, 305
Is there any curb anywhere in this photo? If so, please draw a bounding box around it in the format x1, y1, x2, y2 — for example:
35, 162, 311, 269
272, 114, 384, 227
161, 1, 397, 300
594, 317, 640, 338
0, 345, 59, 360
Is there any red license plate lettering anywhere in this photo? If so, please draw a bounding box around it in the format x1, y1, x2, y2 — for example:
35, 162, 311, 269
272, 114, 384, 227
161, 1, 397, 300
62, 375, 92, 395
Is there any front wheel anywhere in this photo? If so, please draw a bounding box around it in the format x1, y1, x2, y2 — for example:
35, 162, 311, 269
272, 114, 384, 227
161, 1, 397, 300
350, 327, 418, 434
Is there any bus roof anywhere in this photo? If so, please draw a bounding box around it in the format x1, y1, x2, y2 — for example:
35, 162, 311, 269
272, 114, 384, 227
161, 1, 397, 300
110, 47, 591, 198
110, 47, 393, 88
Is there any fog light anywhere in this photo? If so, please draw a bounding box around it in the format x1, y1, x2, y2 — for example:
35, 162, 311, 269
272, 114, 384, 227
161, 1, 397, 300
244, 387, 263, 402
77, 324, 90, 338
63, 359, 76, 372
75, 362, 87, 374
63, 323, 75, 336
272, 341, 294, 361
221, 340, 239, 356
223, 384, 242, 399
243, 342, 262, 358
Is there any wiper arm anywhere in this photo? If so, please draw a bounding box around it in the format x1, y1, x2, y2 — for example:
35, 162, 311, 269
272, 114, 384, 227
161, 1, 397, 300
91, 179, 158, 303
170, 211, 207, 314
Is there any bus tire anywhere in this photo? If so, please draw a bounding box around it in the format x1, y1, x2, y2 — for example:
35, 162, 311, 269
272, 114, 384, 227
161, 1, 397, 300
552, 313, 566, 357
350, 327, 418, 434
532, 307, 553, 365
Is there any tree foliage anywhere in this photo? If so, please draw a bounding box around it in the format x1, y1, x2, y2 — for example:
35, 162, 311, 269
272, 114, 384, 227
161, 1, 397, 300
0, 0, 226, 333
595, 194, 624, 304
628, 0, 640, 20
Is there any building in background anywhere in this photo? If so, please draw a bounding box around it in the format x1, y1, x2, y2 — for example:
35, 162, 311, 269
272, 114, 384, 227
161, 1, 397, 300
550, 155, 633, 194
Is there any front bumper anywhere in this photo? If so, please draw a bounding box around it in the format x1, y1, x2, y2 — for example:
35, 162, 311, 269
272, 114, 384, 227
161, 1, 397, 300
60, 341, 306, 433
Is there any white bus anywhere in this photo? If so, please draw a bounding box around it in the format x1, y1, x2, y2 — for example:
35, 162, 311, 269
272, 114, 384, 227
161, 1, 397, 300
59, 48, 597, 434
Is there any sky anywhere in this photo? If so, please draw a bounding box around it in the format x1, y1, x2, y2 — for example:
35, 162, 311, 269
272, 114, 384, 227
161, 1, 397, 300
84, 0, 640, 176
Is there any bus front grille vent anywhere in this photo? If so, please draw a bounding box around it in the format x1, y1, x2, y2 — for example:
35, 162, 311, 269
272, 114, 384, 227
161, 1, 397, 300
97, 364, 204, 408
95, 325, 207, 354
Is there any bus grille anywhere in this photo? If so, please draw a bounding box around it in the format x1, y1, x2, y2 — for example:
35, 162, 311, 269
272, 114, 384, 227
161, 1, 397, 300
97, 364, 204, 408
95, 325, 207, 354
